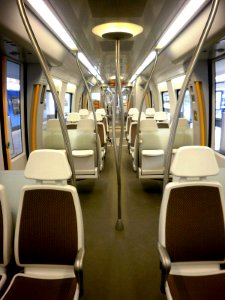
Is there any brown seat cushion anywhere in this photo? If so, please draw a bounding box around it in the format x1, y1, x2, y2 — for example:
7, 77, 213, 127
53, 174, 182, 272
168, 272, 225, 300
2, 275, 77, 300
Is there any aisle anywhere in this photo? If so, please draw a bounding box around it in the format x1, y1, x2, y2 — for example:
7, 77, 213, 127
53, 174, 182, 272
77, 144, 165, 299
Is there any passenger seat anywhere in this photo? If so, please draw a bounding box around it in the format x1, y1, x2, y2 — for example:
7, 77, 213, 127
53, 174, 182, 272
158, 146, 225, 298
1, 150, 84, 300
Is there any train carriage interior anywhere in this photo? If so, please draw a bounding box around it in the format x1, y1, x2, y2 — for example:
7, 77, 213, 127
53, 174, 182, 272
0, 0, 225, 299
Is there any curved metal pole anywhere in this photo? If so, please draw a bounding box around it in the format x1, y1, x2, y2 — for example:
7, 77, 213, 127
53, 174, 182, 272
163, 0, 220, 189
75, 54, 101, 174
113, 39, 124, 231
135, 52, 158, 173
17, 0, 77, 187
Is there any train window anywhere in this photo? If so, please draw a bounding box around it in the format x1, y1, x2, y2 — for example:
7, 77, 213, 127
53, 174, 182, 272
43, 91, 57, 129
6, 60, 23, 159
64, 92, 72, 117
176, 89, 192, 127
91, 92, 100, 100
214, 58, 225, 153
161, 91, 170, 115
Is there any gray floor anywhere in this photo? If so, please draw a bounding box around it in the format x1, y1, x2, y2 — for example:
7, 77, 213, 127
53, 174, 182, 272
77, 141, 166, 299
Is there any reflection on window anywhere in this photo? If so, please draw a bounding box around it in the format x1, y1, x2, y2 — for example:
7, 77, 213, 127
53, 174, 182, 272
161, 91, 170, 118
64, 92, 72, 117
6, 61, 22, 159
43, 91, 57, 129
214, 58, 225, 154
176, 89, 192, 127
91, 92, 100, 100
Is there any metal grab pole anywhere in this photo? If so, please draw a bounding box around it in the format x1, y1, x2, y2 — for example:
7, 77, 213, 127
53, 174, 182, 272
163, 0, 220, 190
17, 0, 77, 187
113, 39, 124, 231
112, 91, 119, 169
135, 52, 158, 172
116, 40, 124, 170
75, 54, 101, 174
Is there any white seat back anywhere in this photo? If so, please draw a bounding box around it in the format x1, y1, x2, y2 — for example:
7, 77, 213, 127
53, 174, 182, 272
154, 111, 167, 122
128, 108, 139, 116
145, 108, 155, 118
25, 149, 71, 183
96, 108, 106, 116
140, 119, 158, 132
67, 112, 80, 123
46, 119, 61, 132
171, 146, 219, 179
132, 112, 146, 122
77, 119, 95, 131
79, 109, 89, 119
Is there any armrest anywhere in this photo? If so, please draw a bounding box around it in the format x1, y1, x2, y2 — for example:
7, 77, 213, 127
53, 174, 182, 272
75, 248, 85, 297
158, 242, 171, 274
158, 242, 171, 294
75, 247, 85, 271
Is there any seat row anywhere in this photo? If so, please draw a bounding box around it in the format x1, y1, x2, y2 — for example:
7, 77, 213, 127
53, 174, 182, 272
43, 115, 109, 178
0, 150, 84, 299
126, 114, 193, 178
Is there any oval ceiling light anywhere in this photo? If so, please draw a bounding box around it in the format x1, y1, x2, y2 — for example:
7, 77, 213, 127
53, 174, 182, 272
92, 22, 143, 40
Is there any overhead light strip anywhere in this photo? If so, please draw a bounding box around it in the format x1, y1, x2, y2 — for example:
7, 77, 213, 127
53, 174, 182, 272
156, 0, 207, 49
78, 52, 104, 83
129, 51, 156, 83
27, 0, 104, 83
27, 0, 77, 50
129, 0, 207, 83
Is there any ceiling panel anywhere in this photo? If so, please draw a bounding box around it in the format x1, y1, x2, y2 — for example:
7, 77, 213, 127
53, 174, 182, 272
88, 0, 148, 18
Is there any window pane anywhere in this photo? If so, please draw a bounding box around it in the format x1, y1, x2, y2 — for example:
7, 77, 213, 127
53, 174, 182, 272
161, 91, 170, 118
6, 60, 22, 159
214, 58, 225, 154
177, 89, 192, 127
43, 91, 56, 129
64, 92, 72, 117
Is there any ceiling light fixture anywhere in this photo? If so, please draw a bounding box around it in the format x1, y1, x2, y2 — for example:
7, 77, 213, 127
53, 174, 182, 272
156, 0, 207, 49
27, 0, 77, 50
92, 22, 143, 40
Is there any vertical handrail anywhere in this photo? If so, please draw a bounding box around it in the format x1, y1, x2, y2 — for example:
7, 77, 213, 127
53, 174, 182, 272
116, 40, 124, 170
75, 53, 101, 174
135, 52, 158, 172
114, 39, 124, 231
17, 0, 77, 187
127, 84, 135, 111
163, 0, 220, 190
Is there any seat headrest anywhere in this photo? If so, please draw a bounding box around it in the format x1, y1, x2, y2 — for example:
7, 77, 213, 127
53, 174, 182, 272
25, 150, 72, 181
67, 112, 80, 123
96, 108, 106, 116
154, 111, 167, 122
77, 119, 95, 131
171, 146, 219, 177
132, 112, 146, 121
128, 108, 139, 116
145, 108, 155, 117
96, 113, 103, 121
140, 119, 158, 131
46, 119, 61, 131
88, 112, 103, 122
79, 109, 89, 116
